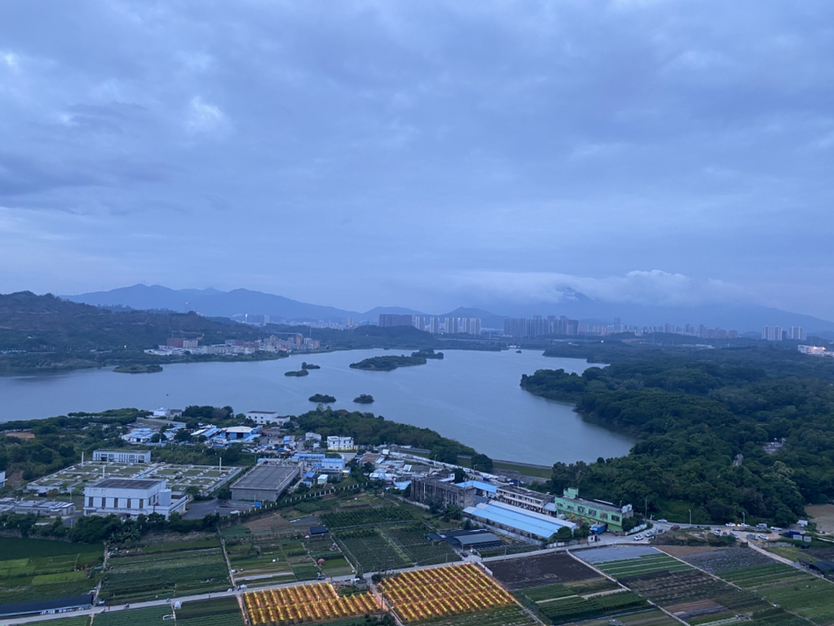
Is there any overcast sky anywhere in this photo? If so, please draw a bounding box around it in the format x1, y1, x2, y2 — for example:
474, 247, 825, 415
1, 1, 832, 317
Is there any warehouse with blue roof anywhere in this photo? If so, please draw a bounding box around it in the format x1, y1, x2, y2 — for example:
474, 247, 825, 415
463, 500, 576, 542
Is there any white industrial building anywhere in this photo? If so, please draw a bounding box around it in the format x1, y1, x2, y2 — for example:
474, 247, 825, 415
326, 436, 355, 450
83, 478, 187, 519
246, 411, 291, 426
93, 449, 152, 464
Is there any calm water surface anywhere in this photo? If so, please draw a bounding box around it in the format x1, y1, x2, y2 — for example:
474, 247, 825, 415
0, 349, 634, 465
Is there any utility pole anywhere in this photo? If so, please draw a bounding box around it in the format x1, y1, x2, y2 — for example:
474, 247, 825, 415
688, 509, 692, 526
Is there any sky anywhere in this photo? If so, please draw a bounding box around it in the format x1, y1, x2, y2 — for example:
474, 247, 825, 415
1, 0, 833, 317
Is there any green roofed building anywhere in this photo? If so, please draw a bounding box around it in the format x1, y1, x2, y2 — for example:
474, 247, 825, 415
544, 488, 633, 533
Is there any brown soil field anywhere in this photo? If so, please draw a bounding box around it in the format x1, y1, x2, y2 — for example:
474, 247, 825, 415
246, 512, 293, 534
489, 553, 598, 590
806, 504, 834, 535
658, 546, 722, 557
5, 431, 35, 440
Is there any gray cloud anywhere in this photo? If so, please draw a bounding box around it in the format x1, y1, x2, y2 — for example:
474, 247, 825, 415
0, 0, 832, 316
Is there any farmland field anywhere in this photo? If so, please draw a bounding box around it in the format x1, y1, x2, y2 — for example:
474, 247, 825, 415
177, 597, 245, 626
336, 528, 411, 572
0, 537, 103, 606
380, 563, 517, 624
321, 504, 414, 529
576, 546, 826, 625
93, 605, 175, 625
404, 605, 538, 625
245, 582, 381, 624
489, 552, 598, 590
101, 540, 229, 603
226, 538, 319, 584
717, 563, 834, 625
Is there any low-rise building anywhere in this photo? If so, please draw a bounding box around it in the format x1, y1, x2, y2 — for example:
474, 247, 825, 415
464, 500, 576, 543
326, 436, 355, 451
544, 488, 632, 533
495, 484, 554, 511
230, 464, 299, 501
83, 478, 187, 519
410, 477, 476, 509
246, 411, 292, 426
93, 449, 152, 464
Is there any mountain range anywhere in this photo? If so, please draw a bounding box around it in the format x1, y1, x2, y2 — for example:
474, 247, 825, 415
62, 284, 834, 335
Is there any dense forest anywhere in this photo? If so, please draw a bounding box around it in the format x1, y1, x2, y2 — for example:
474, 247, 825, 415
349, 355, 428, 371
521, 344, 834, 525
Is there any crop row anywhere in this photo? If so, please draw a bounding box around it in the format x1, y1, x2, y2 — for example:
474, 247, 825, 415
380, 564, 516, 623
321, 505, 414, 528
245, 584, 381, 625
537, 590, 648, 624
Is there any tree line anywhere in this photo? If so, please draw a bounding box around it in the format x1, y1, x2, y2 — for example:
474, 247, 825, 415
521, 345, 834, 526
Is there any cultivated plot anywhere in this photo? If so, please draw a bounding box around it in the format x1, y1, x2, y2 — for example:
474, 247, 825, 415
0, 537, 103, 606
101, 540, 229, 603
489, 552, 599, 591
380, 563, 517, 624
245, 583, 381, 625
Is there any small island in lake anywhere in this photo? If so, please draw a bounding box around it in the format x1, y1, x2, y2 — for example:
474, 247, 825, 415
353, 394, 374, 404
349, 355, 427, 371
284, 369, 310, 377
114, 364, 163, 374
309, 393, 336, 403
411, 349, 444, 360
301, 362, 320, 370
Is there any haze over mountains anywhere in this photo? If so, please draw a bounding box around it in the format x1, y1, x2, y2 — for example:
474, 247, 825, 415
63, 285, 834, 335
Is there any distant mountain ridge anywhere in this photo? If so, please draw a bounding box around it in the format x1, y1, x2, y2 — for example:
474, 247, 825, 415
62, 284, 834, 334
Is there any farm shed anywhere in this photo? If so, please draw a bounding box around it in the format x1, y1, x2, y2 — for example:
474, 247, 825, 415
0, 593, 94, 618
231, 464, 299, 501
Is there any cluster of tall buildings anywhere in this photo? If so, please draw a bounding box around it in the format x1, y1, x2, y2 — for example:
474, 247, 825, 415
501, 316, 740, 340
378, 314, 481, 335
503, 315, 579, 337
762, 326, 806, 341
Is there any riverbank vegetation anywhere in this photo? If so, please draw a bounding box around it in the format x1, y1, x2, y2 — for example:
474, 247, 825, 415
521, 342, 834, 525
113, 363, 163, 374
349, 355, 427, 371
411, 349, 444, 359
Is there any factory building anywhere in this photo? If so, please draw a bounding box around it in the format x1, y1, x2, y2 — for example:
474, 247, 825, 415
410, 477, 476, 509
93, 449, 152, 464
230, 464, 300, 502
464, 500, 576, 543
544, 488, 633, 533
83, 478, 187, 519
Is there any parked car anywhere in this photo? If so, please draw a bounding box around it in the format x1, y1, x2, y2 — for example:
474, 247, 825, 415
670, 525, 680, 531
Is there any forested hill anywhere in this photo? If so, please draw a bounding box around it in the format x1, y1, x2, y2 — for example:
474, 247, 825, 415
0, 291, 262, 352
521, 346, 834, 526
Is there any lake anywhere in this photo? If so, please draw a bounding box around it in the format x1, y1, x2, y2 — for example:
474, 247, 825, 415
0, 349, 635, 466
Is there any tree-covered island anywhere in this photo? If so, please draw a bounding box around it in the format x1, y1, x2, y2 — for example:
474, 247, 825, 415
411, 349, 444, 359
353, 394, 374, 404
284, 369, 310, 377
349, 355, 427, 371
309, 393, 336, 403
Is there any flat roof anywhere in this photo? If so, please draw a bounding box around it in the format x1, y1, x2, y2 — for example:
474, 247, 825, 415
95, 449, 151, 453
455, 533, 503, 548
464, 502, 575, 539
92, 478, 163, 490
456, 480, 498, 494
232, 465, 297, 491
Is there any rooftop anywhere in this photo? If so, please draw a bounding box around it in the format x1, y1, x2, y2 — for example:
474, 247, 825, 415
232, 465, 297, 491
91, 478, 163, 490
464, 501, 575, 539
